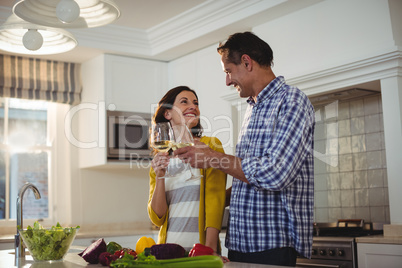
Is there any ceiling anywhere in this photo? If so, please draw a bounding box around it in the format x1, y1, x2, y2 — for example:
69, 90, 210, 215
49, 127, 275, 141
0, 0, 323, 63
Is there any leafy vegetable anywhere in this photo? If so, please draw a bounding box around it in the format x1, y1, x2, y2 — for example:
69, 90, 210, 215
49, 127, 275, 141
150, 243, 185, 259
19, 221, 79, 261
78, 238, 107, 264
136, 251, 157, 262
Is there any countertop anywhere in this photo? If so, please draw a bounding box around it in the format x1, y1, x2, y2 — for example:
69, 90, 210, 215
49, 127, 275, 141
1, 247, 284, 268
355, 234, 402, 245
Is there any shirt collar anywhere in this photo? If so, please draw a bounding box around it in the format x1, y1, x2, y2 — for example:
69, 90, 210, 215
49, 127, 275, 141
246, 76, 285, 105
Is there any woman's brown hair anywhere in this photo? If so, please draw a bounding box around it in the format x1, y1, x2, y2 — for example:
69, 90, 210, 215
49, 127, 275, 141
153, 86, 203, 137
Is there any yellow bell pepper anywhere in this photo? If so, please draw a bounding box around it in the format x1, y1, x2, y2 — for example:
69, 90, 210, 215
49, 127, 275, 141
135, 236, 156, 254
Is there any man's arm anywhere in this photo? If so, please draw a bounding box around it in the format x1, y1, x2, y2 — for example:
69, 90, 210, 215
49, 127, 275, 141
174, 141, 249, 184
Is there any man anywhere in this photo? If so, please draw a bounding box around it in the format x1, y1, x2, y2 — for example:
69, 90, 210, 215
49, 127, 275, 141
175, 31, 315, 266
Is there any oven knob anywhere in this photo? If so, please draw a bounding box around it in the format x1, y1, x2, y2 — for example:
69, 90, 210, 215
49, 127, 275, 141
329, 249, 335, 256
319, 249, 326, 256
311, 249, 317, 255
338, 250, 344, 256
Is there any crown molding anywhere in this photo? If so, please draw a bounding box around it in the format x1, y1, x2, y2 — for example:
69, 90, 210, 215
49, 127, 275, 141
147, 0, 286, 55
291, 47, 402, 96
70, 25, 151, 56
68, 0, 289, 59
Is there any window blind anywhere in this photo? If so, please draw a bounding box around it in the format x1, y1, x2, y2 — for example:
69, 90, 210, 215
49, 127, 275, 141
0, 54, 82, 105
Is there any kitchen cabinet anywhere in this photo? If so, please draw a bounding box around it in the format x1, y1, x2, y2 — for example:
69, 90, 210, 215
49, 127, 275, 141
78, 54, 168, 168
103, 55, 168, 113
357, 242, 402, 268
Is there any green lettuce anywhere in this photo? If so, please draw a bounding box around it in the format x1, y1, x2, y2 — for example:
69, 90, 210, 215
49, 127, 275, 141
20, 221, 80, 261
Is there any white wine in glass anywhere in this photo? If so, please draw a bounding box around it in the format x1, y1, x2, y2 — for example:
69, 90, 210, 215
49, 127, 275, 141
152, 140, 172, 152
172, 142, 194, 150
171, 124, 202, 181
150, 122, 175, 177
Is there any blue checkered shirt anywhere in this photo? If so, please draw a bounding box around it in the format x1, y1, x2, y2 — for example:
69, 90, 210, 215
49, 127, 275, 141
225, 76, 315, 258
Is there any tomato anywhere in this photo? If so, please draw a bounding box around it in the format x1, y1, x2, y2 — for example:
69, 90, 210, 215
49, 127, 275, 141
126, 249, 137, 258
114, 248, 137, 259
114, 249, 125, 258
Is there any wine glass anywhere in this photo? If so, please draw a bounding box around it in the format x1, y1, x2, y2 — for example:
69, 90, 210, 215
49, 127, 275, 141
150, 122, 175, 178
171, 124, 202, 181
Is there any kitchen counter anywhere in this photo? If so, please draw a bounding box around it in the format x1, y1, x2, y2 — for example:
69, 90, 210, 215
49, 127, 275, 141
354, 224, 402, 244
1, 247, 284, 268
355, 234, 402, 245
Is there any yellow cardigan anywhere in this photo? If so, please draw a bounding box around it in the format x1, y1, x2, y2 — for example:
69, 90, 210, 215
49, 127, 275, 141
147, 136, 227, 246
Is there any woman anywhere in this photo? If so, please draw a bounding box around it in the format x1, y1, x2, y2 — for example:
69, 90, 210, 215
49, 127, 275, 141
148, 86, 227, 256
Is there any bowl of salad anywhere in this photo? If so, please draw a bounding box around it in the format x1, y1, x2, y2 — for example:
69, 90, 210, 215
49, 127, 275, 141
19, 221, 80, 261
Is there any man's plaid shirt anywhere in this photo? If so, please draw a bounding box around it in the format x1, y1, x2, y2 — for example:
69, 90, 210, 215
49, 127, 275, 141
225, 76, 315, 258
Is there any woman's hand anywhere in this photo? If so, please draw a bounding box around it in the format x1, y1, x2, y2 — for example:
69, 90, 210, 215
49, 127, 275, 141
214, 252, 230, 263
151, 152, 170, 178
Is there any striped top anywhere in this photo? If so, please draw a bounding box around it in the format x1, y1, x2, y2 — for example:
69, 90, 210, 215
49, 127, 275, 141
165, 165, 201, 251
148, 136, 227, 247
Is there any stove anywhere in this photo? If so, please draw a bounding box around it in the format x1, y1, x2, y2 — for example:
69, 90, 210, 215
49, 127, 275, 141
296, 219, 383, 268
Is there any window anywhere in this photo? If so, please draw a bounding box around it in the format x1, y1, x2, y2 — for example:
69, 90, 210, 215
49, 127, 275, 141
0, 98, 52, 222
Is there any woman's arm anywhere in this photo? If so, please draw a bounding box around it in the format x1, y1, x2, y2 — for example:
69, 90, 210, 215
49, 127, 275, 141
148, 153, 169, 223
205, 227, 220, 252
150, 177, 168, 218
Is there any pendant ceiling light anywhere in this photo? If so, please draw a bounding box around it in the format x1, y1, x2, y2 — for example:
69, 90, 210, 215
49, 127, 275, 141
0, 14, 77, 55
13, 0, 121, 28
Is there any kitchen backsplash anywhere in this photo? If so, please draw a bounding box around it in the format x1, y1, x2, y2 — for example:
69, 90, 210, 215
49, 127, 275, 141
312, 90, 389, 223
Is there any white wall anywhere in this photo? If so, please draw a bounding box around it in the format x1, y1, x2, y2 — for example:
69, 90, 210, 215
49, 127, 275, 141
256, 0, 395, 80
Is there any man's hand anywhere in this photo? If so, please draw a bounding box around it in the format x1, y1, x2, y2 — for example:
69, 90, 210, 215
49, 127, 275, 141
173, 140, 217, 169
175, 140, 249, 183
